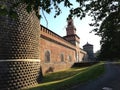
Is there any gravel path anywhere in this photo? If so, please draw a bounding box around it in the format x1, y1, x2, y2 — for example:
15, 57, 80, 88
70, 62, 120, 90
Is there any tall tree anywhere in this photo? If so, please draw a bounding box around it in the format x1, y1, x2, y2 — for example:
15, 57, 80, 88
98, 11, 120, 60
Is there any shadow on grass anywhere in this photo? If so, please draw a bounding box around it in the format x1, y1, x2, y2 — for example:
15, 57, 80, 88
28, 63, 105, 90
42, 67, 87, 83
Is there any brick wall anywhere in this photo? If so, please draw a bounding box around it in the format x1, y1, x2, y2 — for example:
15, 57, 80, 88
40, 25, 86, 74
79, 49, 87, 62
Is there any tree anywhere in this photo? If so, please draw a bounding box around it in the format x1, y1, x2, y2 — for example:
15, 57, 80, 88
94, 50, 100, 60
98, 11, 120, 60
1, 0, 119, 20
0, 0, 73, 18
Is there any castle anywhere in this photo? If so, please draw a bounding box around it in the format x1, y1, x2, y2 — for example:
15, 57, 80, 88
40, 19, 86, 74
0, 1, 89, 89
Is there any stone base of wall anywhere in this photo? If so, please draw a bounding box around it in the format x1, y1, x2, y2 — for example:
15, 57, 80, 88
0, 59, 41, 90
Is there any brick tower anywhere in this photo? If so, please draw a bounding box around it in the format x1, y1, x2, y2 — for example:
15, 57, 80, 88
64, 18, 80, 47
0, 1, 41, 89
64, 18, 81, 62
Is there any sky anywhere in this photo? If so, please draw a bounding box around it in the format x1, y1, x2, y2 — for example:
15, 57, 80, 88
40, 1, 101, 53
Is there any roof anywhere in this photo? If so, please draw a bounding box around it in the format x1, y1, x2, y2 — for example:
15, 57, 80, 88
83, 42, 93, 47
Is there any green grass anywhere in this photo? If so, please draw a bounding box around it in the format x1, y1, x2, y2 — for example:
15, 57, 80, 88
42, 67, 87, 83
28, 63, 105, 90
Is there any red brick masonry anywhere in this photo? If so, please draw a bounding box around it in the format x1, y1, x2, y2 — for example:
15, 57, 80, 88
40, 25, 86, 74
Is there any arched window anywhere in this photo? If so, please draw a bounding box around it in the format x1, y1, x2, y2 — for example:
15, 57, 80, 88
60, 54, 64, 62
44, 50, 50, 63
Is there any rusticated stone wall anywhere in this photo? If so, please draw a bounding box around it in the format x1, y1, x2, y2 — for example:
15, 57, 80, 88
0, 3, 40, 59
0, 60, 40, 89
0, 1, 41, 89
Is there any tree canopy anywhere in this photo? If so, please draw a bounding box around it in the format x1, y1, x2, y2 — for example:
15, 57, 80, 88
0, 0, 120, 60
98, 11, 120, 60
0, 0, 119, 23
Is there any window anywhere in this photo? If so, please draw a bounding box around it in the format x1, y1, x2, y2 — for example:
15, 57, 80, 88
68, 55, 72, 62
44, 50, 50, 63
68, 22, 72, 25
60, 54, 64, 62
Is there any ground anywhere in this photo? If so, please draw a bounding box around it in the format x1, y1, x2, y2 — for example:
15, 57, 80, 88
71, 62, 120, 90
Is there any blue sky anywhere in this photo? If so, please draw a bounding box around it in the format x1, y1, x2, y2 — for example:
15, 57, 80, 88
40, 1, 101, 52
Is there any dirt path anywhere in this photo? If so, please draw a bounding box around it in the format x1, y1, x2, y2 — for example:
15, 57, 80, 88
70, 62, 120, 90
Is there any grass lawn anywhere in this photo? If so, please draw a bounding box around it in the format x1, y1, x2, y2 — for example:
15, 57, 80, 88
27, 62, 105, 90
42, 67, 87, 83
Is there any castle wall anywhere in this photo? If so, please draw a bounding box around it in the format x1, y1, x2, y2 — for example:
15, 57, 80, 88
0, 2, 41, 89
79, 50, 87, 62
40, 25, 77, 74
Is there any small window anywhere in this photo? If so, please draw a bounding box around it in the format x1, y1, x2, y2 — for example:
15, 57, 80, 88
68, 55, 72, 62
44, 50, 50, 63
68, 22, 72, 25
60, 54, 64, 62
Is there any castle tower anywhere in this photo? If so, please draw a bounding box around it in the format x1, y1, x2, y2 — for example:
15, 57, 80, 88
66, 19, 76, 35
0, 1, 41, 89
83, 42, 95, 61
63, 18, 81, 62
64, 18, 80, 47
